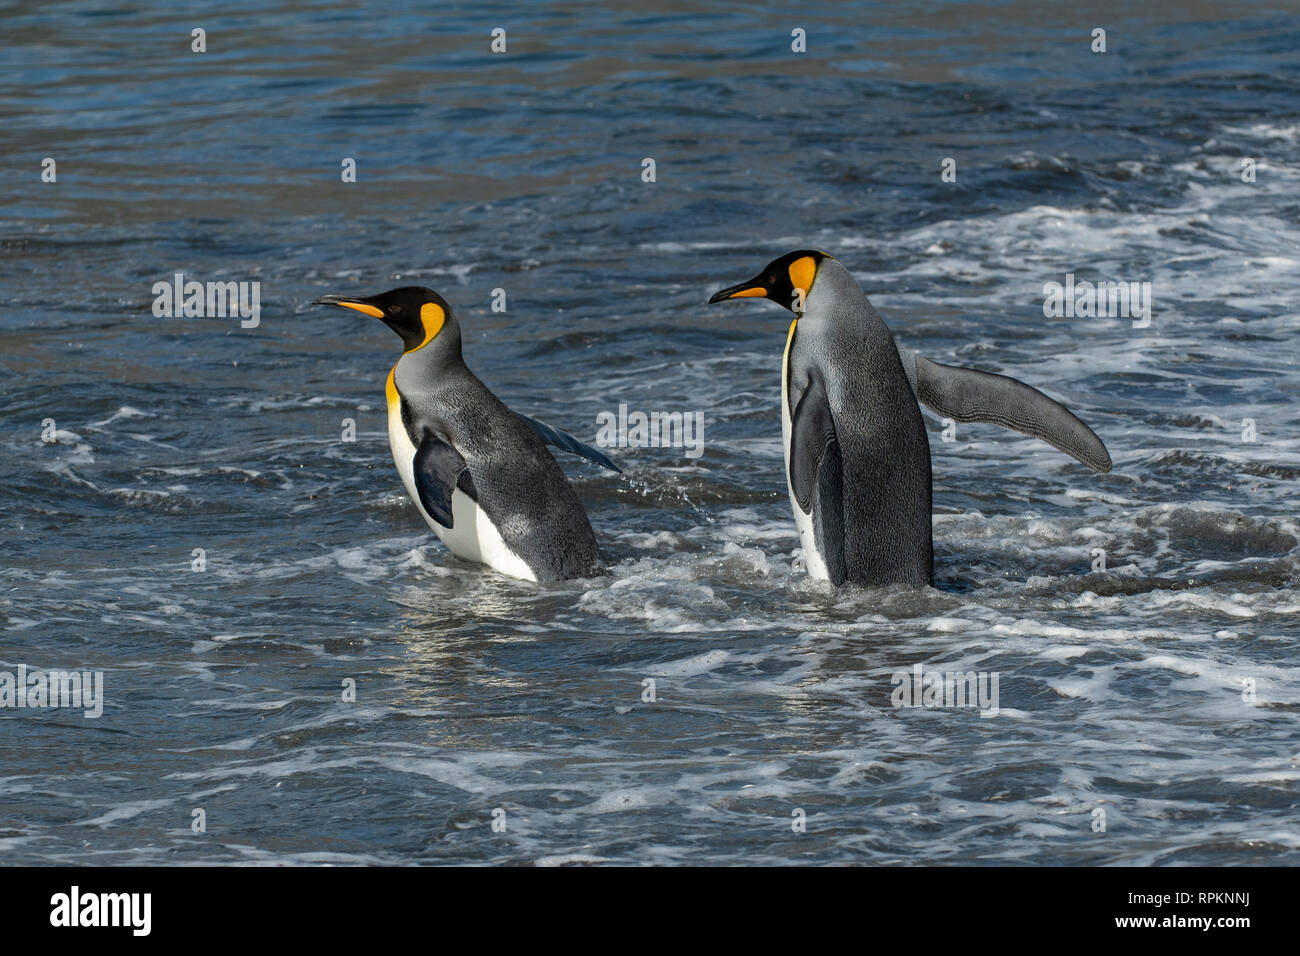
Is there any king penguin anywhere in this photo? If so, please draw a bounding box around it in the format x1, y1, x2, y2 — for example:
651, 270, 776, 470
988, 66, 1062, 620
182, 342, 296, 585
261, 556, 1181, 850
709, 251, 1111, 588
314, 286, 619, 583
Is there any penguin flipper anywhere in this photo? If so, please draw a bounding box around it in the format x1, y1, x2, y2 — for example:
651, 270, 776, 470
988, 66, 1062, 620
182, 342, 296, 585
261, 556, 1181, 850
412, 430, 477, 528
790, 375, 848, 585
912, 354, 1112, 473
515, 413, 622, 473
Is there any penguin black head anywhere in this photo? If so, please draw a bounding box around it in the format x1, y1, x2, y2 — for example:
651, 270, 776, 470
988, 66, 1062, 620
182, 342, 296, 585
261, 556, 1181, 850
313, 286, 457, 353
708, 250, 829, 314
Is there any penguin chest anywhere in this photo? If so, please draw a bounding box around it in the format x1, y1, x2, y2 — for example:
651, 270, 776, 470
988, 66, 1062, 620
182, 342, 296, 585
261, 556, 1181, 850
782, 330, 831, 582
386, 387, 538, 583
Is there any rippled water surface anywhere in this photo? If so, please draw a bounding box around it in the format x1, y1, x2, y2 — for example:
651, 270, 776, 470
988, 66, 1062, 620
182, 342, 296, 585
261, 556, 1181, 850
2, 1, 1298, 864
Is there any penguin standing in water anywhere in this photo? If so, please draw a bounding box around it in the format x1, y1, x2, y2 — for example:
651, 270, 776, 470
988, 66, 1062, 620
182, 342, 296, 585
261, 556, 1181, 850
314, 286, 618, 583
709, 251, 1111, 588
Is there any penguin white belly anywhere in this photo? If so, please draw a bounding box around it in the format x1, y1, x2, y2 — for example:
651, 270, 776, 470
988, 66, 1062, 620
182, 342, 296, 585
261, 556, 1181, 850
387, 396, 538, 583
434, 487, 538, 583
782, 327, 830, 582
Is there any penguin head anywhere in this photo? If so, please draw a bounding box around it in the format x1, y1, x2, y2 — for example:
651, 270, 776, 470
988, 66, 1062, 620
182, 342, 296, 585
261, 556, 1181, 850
708, 250, 829, 314
313, 286, 458, 354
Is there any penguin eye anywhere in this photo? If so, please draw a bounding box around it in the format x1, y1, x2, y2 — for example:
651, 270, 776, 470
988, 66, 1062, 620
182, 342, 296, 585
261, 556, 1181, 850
387, 305, 401, 315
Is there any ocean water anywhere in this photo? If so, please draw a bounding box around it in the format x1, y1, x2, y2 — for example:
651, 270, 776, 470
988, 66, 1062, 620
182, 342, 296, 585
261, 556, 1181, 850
1, 1, 1298, 865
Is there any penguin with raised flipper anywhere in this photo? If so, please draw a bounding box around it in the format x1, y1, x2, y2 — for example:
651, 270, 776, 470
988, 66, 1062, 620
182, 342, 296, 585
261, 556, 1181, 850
709, 251, 1111, 587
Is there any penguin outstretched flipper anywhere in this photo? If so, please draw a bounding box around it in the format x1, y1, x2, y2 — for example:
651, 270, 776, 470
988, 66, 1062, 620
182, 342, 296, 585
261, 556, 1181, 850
904, 352, 1112, 474
790, 374, 848, 585
412, 429, 477, 528
515, 413, 622, 473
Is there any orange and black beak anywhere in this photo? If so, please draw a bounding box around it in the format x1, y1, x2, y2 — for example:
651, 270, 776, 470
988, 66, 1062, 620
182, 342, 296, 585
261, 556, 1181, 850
707, 276, 770, 304
314, 291, 416, 346
313, 293, 385, 318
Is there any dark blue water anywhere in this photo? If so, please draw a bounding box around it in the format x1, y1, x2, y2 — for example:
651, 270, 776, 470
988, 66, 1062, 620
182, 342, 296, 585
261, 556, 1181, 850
2, 2, 1298, 864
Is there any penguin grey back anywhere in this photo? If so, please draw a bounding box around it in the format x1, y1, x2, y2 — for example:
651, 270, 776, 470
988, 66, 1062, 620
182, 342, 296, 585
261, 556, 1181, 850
396, 352, 600, 581
792, 259, 934, 586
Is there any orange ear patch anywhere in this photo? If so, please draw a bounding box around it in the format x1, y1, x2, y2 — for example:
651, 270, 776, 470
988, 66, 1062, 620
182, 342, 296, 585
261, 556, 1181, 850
787, 256, 817, 301
407, 301, 446, 353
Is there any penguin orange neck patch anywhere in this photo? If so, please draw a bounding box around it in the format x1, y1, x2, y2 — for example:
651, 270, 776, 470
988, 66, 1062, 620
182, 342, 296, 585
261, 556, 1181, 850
385, 363, 399, 407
